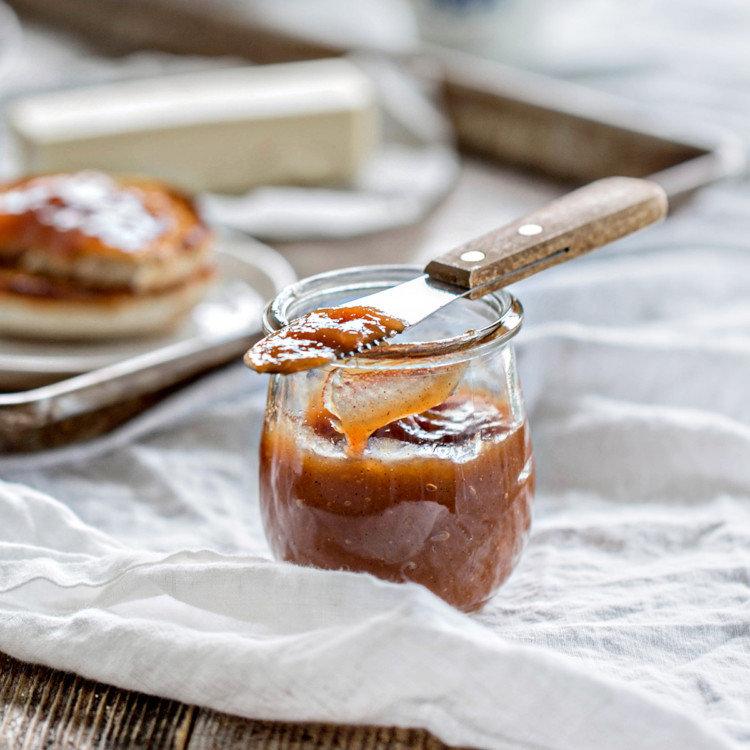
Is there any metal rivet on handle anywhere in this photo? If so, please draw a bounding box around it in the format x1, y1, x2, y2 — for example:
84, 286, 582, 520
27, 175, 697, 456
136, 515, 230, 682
518, 223, 543, 236
460, 250, 485, 262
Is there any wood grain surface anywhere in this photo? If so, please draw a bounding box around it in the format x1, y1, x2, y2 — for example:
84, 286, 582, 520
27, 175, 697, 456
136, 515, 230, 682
425, 177, 668, 291
0, 651, 463, 749
4, 0, 341, 62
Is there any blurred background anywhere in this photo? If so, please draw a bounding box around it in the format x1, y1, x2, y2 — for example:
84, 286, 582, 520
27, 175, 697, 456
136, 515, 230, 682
0, 0, 749, 277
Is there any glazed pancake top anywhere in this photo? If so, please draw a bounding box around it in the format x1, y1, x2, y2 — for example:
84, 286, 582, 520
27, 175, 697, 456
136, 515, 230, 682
0, 171, 209, 262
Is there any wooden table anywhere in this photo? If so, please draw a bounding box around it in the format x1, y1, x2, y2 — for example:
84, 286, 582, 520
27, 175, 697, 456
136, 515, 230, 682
0, 651, 458, 749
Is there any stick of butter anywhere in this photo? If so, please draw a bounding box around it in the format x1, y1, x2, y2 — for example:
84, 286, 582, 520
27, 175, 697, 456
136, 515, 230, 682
5, 58, 380, 194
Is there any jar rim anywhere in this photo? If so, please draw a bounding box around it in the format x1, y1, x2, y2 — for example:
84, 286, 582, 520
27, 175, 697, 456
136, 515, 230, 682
262, 264, 524, 366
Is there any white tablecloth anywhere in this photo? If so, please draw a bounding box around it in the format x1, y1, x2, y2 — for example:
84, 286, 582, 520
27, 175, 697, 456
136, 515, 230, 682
1, 2, 750, 749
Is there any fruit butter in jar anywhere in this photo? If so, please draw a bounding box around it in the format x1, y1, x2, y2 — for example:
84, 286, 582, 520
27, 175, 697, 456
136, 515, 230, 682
256, 265, 534, 613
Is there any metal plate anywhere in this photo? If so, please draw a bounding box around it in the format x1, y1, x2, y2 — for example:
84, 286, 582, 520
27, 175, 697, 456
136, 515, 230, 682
0, 235, 293, 389
0, 234, 295, 452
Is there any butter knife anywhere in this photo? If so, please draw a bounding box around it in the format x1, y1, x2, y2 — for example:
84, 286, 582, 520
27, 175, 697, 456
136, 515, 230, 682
349, 176, 667, 330
248, 176, 667, 373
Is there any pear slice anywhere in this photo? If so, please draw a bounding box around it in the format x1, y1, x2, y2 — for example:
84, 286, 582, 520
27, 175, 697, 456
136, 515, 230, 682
324, 362, 467, 454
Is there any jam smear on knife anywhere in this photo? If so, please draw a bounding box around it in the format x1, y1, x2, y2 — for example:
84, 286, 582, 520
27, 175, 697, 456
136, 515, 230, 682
245, 305, 406, 374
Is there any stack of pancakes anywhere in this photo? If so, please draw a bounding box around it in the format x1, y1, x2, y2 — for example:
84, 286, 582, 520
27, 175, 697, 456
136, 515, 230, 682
0, 171, 214, 339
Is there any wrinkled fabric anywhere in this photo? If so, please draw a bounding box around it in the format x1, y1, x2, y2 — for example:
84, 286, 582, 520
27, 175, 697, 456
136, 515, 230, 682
1, 234, 749, 750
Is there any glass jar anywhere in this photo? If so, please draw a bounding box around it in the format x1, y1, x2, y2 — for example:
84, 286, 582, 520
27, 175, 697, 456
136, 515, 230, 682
258, 265, 534, 612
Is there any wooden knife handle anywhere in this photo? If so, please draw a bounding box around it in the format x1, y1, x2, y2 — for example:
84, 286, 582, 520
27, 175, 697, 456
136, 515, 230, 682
424, 177, 668, 293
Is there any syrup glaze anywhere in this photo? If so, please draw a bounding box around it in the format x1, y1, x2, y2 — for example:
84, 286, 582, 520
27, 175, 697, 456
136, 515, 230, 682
0, 171, 207, 260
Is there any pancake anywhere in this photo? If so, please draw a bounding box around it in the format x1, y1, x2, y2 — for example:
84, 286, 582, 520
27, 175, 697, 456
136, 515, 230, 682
0, 266, 214, 340
0, 171, 214, 339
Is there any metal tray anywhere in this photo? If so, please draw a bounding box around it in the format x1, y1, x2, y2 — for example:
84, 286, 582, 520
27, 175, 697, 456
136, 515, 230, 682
0, 235, 296, 453
7, 0, 745, 198
431, 47, 745, 204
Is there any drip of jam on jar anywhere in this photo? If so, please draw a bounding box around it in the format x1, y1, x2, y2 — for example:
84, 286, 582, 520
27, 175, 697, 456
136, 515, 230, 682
245, 306, 406, 374
322, 364, 466, 454
259, 392, 535, 612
